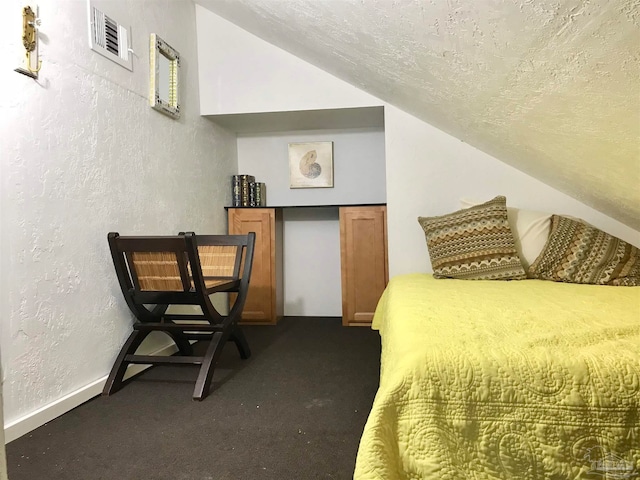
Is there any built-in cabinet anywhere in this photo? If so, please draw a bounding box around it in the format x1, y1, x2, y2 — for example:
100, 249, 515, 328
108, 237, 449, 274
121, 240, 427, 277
227, 205, 388, 326
228, 207, 284, 325
339, 206, 389, 326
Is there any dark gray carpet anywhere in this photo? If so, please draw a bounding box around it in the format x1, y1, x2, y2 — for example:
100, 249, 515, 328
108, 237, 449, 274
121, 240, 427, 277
6, 317, 381, 480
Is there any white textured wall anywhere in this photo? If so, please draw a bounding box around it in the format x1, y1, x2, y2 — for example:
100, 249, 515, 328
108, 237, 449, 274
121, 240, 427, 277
385, 105, 640, 277
195, 5, 381, 115
0, 360, 6, 478
0, 0, 236, 432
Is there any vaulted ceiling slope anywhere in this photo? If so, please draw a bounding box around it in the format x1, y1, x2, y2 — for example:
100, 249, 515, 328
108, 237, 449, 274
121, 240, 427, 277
197, 0, 640, 230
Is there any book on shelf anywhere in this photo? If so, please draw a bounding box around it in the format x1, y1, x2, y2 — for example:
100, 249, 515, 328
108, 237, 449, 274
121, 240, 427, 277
248, 182, 266, 207
231, 176, 241, 207
231, 175, 266, 207
231, 174, 255, 207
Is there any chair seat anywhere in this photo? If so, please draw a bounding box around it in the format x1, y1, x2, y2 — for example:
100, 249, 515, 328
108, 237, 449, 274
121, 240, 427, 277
203, 277, 239, 292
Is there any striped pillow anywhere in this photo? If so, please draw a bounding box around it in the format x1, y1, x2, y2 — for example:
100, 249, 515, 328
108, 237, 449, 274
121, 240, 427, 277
529, 215, 640, 286
418, 196, 526, 280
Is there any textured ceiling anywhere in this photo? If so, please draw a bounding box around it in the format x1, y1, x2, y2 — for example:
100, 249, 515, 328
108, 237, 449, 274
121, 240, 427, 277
196, 0, 640, 230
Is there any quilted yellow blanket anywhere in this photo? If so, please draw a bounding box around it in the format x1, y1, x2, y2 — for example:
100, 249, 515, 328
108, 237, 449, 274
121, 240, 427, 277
354, 274, 640, 480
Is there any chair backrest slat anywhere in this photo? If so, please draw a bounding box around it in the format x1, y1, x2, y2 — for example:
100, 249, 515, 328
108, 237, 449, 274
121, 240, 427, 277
191, 234, 251, 281
112, 235, 192, 293
198, 245, 238, 278
130, 251, 186, 291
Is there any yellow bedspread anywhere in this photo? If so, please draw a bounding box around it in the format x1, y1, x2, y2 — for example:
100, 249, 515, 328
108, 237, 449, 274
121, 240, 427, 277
354, 274, 640, 480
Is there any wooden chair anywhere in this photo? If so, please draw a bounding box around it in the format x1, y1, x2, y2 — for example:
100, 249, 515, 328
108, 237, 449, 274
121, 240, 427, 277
104, 231, 256, 400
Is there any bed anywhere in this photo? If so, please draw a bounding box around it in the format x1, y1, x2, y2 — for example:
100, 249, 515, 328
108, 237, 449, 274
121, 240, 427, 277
354, 274, 640, 479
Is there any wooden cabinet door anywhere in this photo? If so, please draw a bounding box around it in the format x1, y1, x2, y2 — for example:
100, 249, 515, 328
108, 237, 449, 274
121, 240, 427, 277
228, 208, 282, 324
339, 206, 388, 326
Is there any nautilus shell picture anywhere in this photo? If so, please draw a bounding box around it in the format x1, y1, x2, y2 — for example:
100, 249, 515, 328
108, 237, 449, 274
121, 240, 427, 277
288, 142, 334, 188
299, 150, 322, 179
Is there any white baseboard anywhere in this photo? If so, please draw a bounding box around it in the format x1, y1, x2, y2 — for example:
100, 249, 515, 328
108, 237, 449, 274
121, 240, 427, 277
4, 339, 179, 444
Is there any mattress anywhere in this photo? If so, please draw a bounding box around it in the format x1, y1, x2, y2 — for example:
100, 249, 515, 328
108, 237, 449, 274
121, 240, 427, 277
354, 274, 640, 479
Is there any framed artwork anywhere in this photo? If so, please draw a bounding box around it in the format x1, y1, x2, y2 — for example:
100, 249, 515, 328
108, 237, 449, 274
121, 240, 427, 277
150, 33, 180, 119
288, 142, 334, 188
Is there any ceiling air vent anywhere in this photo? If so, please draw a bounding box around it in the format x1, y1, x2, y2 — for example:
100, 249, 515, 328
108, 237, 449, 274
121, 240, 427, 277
88, 2, 132, 71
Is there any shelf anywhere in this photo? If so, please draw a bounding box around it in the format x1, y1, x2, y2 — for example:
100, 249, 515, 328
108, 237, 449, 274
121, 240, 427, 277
225, 203, 386, 210
206, 106, 384, 134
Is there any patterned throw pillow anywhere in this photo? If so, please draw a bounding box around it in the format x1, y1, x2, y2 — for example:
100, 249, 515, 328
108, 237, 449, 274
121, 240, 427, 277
460, 198, 551, 272
417, 196, 526, 280
529, 215, 640, 286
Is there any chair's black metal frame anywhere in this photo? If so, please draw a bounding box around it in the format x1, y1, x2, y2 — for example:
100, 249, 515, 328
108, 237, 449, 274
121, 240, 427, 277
104, 231, 256, 401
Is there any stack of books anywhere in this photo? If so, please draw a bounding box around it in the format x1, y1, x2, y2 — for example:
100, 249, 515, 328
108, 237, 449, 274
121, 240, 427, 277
231, 175, 266, 207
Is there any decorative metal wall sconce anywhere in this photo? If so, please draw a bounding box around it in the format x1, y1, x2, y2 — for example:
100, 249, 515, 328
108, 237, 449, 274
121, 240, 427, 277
149, 33, 180, 119
15, 5, 42, 79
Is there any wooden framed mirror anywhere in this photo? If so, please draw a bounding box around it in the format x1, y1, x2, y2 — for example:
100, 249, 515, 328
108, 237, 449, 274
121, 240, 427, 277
149, 34, 180, 119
